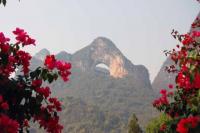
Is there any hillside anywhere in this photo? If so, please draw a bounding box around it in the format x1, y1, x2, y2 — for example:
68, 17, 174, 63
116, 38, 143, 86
27, 37, 157, 132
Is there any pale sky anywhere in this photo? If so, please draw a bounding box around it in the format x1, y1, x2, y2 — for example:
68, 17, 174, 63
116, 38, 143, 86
0, 0, 199, 81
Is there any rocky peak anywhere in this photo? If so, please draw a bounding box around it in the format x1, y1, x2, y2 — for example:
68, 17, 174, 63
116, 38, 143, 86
31, 37, 151, 88
72, 37, 129, 78
34, 48, 50, 61
91, 37, 117, 49
56, 51, 72, 61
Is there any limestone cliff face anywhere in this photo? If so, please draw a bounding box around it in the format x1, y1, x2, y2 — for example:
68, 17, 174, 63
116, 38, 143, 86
71, 37, 151, 87
33, 37, 151, 88
72, 37, 130, 78
109, 55, 128, 78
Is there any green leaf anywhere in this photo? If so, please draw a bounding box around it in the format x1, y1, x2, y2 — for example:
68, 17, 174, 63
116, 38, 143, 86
188, 49, 198, 59
30, 68, 41, 79
41, 69, 48, 81
198, 90, 200, 97
0, 0, 7, 6
47, 73, 54, 83
2, 0, 6, 6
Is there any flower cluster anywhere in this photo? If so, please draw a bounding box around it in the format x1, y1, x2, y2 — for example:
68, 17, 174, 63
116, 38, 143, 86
16, 50, 32, 75
13, 28, 35, 46
0, 28, 71, 133
176, 116, 200, 133
0, 95, 9, 110
44, 55, 71, 81
153, 7, 200, 133
153, 89, 169, 108
35, 87, 51, 98
0, 115, 19, 133
34, 113, 63, 133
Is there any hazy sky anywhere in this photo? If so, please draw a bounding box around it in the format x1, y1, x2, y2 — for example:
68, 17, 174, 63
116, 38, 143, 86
0, 0, 199, 81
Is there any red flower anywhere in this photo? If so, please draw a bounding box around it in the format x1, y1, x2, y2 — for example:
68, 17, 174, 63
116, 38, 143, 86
23, 119, 29, 127
160, 124, 167, 132
13, 28, 35, 46
1, 102, 9, 110
0, 95, 3, 103
16, 50, 31, 75
182, 34, 194, 45
176, 116, 200, 133
44, 55, 56, 70
35, 115, 63, 133
44, 56, 71, 82
48, 98, 62, 111
0, 28, 70, 133
56, 61, 71, 82
35, 87, 51, 98
1, 44, 10, 53
32, 79, 42, 87
13, 28, 24, 35
56, 61, 71, 71
0, 115, 19, 133
193, 72, 200, 89
168, 84, 173, 89
153, 89, 169, 108
192, 31, 200, 37
0, 32, 10, 44
46, 117, 63, 133
160, 89, 167, 95
176, 72, 192, 90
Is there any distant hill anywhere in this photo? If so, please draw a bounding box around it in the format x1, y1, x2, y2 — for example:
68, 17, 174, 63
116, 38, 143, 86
152, 57, 176, 94
61, 97, 127, 133
27, 37, 157, 132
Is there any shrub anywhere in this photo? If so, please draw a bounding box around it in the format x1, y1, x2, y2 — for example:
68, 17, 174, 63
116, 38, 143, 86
153, 3, 200, 133
0, 28, 71, 133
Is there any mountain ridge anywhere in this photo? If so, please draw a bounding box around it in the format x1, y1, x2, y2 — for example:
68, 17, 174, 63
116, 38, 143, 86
29, 36, 156, 132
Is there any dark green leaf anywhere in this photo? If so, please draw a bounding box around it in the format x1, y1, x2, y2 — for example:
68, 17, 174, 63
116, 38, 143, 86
2, 0, 6, 6
47, 73, 54, 83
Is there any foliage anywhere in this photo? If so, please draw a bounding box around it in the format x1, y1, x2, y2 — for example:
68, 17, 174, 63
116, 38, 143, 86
153, 2, 200, 133
145, 114, 171, 133
128, 114, 142, 133
0, 0, 20, 6
52, 97, 127, 133
0, 0, 6, 6
0, 28, 71, 133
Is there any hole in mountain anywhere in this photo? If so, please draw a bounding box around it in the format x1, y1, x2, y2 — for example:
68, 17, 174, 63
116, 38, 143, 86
95, 63, 110, 75
96, 63, 109, 70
